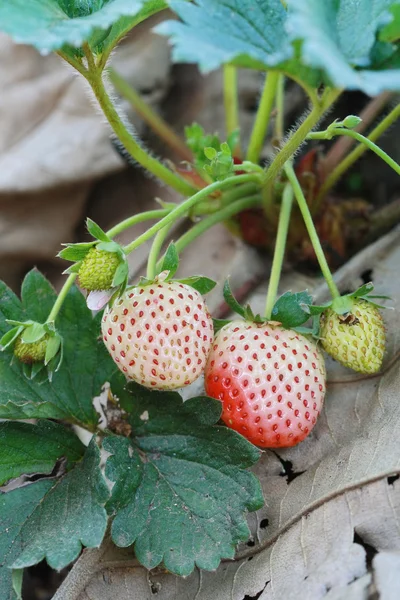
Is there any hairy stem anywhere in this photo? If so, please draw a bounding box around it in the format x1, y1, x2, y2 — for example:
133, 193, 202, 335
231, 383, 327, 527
285, 163, 340, 299
316, 103, 400, 203
123, 174, 262, 255
223, 65, 241, 155
322, 91, 393, 171
274, 74, 285, 142
106, 208, 173, 238
263, 87, 342, 208
310, 127, 400, 173
83, 52, 196, 196
264, 184, 293, 319
109, 68, 192, 162
247, 71, 279, 164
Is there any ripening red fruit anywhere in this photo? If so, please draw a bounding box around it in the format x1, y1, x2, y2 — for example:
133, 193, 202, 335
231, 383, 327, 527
205, 320, 326, 448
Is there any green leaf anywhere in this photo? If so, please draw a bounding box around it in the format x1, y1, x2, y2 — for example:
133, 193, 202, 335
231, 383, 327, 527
0, 271, 118, 426
271, 290, 313, 328
104, 385, 263, 576
157, 0, 292, 73
380, 3, 400, 42
286, 0, 400, 95
177, 275, 216, 295
21, 269, 57, 323
0, 420, 85, 486
11, 439, 109, 571
0, 480, 53, 600
0, 0, 164, 54
161, 243, 179, 278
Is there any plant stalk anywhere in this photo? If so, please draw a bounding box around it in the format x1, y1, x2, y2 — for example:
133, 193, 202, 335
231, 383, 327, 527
47, 274, 78, 323
123, 174, 262, 255
223, 65, 241, 155
316, 102, 400, 203
274, 74, 285, 142
263, 87, 342, 208
146, 225, 175, 280
264, 183, 293, 319
247, 71, 279, 164
109, 68, 192, 162
84, 61, 196, 196
106, 208, 172, 238
284, 163, 340, 299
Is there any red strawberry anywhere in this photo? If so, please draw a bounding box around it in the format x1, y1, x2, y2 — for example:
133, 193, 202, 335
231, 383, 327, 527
205, 321, 326, 448
102, 280, 214, 390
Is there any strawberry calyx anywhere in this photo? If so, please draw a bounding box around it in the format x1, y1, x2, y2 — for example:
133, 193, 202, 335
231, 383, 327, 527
0, 319, 63, 380
308, 282, 390, 318
58, 218, 129, 293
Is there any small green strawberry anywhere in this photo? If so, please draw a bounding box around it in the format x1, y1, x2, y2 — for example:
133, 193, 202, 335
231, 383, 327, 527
14, 334, 50, 364
78, 246, 121, 291
311, 283, 388, 375
320, 299, 385, 374
58, 218, 129, 293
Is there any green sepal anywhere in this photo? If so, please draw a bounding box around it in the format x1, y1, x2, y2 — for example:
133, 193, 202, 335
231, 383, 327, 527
177, 275, 216, 295
58, 243, 94, 262
213, 318, 231, 333
44, 334, 62, 366
21, 323, 46, 344
62, 262, 82, 275
30, 361, 46, 380
222, 279, 263, 322
161, 243, 179, 279
12, 568, 23, 600
271, 291, 314, 328
86, 218, 111, 243
341, 115, 363, 129
0, 326, 24, 350
112, 261, 129, 288
96, 240, 124, 255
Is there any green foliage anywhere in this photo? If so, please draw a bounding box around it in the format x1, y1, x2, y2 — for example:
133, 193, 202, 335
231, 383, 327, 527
104, 384, 263, 576
0, 270, 117, 426
0, 0, 166, 55
158, 0, 400, 95
0, 480, 53, 600
271, 291, 313, 328
0, 421, 84, 486
8, 439, 108, 571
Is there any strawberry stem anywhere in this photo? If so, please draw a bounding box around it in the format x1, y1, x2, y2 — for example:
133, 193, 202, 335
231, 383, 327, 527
156, 193, 263, 272
106, 208, 172, 238
46, 274, 78, 324
223, 65, 241, 156
247, 71, 279, 164
314, 102, 400, 205
274, 74, 285, 142
284, 162, 341, 300
82, 46, 197, 197
146, 224, 175, 280
264, 183, 293, 320
123, 174, 262, 255
108, 68, 193, 163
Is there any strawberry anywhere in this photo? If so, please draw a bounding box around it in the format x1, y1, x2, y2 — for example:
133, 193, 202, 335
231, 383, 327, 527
14, 334, 50, 364
204, 321, 326, 448
78, 247, 121, 291
320, 299, 385, 374
102, 280, 214, 390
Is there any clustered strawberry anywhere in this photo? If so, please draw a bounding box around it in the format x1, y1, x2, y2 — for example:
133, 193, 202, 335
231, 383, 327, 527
78, 247, 121, 291
204, 321, 326, 447
13, 334, 50, 364
102, 279, 214, 390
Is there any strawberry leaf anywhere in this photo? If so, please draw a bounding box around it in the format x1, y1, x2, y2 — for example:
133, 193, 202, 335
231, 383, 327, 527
104, 382, 264, 576
0, 0, 166, 55
286, 0, 400, 95
0, 480, 54, 600
8, 438, 108, 572
271, 291, 313, 328
0, 421, 84, 486
157, 0, 292, 73
0, 270, 118, 426
380, 3, 400, 42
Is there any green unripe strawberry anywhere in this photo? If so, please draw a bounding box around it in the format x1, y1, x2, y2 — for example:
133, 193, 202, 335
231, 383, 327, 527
78, 247, 120, 291
320, 299, 385, 374
14, 335, 49, 364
